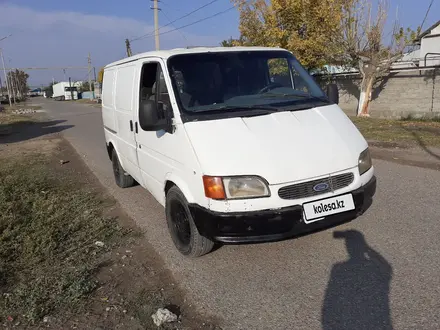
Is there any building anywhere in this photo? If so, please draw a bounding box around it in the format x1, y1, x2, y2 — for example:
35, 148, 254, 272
392, 20, 440, 68
415, 20, 440, 67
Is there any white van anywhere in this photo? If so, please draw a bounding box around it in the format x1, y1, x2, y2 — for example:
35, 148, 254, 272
101, 47, 376, 257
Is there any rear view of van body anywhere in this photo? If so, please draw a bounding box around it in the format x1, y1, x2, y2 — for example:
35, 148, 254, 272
101, 47, 376, 257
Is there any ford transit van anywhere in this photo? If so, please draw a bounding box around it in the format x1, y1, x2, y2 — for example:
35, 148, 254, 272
101, 47, 376, 257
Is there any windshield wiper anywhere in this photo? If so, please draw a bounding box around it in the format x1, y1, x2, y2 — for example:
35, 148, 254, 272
262, 93, 328, 101
193, 104, 279, 113
261, 94, 330, 106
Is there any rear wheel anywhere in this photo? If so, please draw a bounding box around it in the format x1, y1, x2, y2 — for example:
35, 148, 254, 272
111, 149, 134, 188
166, 186, 214, 257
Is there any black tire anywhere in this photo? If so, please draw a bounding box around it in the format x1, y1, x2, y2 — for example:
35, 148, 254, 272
166, 186, 214, 257
111, 149, 134, 188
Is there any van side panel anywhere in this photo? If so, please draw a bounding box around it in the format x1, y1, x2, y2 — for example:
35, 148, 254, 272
102, 68, 116, 133
113, 63, 141, 181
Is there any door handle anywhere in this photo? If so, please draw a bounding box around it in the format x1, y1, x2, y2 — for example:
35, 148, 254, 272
129, 120, 133, 131
135, 122, 138, 134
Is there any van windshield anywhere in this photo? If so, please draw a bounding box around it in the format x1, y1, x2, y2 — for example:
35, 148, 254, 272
167, 50, 328, 118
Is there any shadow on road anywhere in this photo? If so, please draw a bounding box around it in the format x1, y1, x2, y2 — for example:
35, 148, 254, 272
0, 120, 73, 144
401, 124, 440, 161
322, 230, 393, 330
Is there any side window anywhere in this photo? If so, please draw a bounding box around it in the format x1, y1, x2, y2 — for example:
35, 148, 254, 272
139, 62, 171, 121
268, 58, 291, 87
157, 70, 171, 118
267, 58, 310, 93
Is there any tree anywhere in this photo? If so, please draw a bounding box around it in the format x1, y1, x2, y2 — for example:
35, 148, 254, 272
338, 0, 419, 116
232, 0, 418, 116
220, 37, 242, 47
7, 69, 29, 101
97, 67, 104, 84
80, 81, 94, 92
232, 0, 345, 69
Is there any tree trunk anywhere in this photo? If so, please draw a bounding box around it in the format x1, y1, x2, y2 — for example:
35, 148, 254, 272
357, 75, 375, 117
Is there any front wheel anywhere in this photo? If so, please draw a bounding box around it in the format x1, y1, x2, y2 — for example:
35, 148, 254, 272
166, 186, 214, 257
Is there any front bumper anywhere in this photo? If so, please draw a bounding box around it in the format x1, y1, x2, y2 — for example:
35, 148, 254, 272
189, 175, 376, 243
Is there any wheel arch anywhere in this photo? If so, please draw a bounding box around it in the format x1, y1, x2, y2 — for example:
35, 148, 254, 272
106, 139, 127, 170
106, 141, 114, 160
164, 173, 196, 205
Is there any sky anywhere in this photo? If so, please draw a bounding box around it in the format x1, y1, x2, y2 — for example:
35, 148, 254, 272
0, 0, 439, 86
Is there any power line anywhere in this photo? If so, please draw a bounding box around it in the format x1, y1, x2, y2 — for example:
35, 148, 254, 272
0, 34, 13, 42
130, 0, 221, 42
133, 5, 236, 42
0, 67, 88, 71
160, 10, 190, 45
420, 0, 435, 32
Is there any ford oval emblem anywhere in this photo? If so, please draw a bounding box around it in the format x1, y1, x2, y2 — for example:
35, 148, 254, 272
313, 182, 329, 192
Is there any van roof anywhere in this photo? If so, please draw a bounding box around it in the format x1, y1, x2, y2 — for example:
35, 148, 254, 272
104, 46, 288, 68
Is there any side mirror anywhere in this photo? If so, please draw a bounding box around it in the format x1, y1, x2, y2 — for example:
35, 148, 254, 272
139, 100, 172, 132
139, 100, 161, 131
326, 83, 339, 104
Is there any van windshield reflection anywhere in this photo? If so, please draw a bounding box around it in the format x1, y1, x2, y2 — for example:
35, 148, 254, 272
167, 50, 328, 116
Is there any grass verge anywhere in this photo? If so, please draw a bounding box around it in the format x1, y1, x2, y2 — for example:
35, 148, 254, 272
0, 112, 220, 329
351, 117, 440, 148
0, 151, 127, 325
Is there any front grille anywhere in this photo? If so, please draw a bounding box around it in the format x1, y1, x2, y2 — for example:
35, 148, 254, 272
278, 172, 354, 200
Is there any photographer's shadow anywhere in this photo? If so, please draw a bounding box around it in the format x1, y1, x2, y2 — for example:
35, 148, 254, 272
322, 230, 393, 330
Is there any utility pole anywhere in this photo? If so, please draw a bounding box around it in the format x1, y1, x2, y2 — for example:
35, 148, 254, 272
9, 70, 17, 104
69, 77, 73, 101
63, 69, 67, 81
8, 59, 16, 104
9, 69, 16, 104
87, 53, 92, 92
0, 48, 12, 106
13, 68, 21, 100
125, 39, 133, 57
152, 0, 160, 50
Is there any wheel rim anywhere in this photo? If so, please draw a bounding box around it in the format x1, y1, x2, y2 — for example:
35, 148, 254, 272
170, 200, 191, 247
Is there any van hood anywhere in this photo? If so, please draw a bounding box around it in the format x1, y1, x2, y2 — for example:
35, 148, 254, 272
184, 104, 368, 184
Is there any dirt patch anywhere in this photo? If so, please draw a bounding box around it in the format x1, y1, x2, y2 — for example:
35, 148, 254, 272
0, 137, 61, 156
0, 117, 221, 329
368, 140, 411, 149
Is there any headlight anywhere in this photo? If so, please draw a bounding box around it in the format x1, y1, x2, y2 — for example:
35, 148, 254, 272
203, 175, 270, 200
223, 176, 270, 199
358, 148, 372, 175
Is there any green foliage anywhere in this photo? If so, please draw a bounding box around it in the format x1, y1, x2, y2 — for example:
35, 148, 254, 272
233, 0, 345, 69
97, 68, 104, 84
220, 37, 235, 47
80, 81, 94, 92
6, 69, 29, 97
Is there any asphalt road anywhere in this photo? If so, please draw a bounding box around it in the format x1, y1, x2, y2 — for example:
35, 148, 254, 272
33, 98, 440, 330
